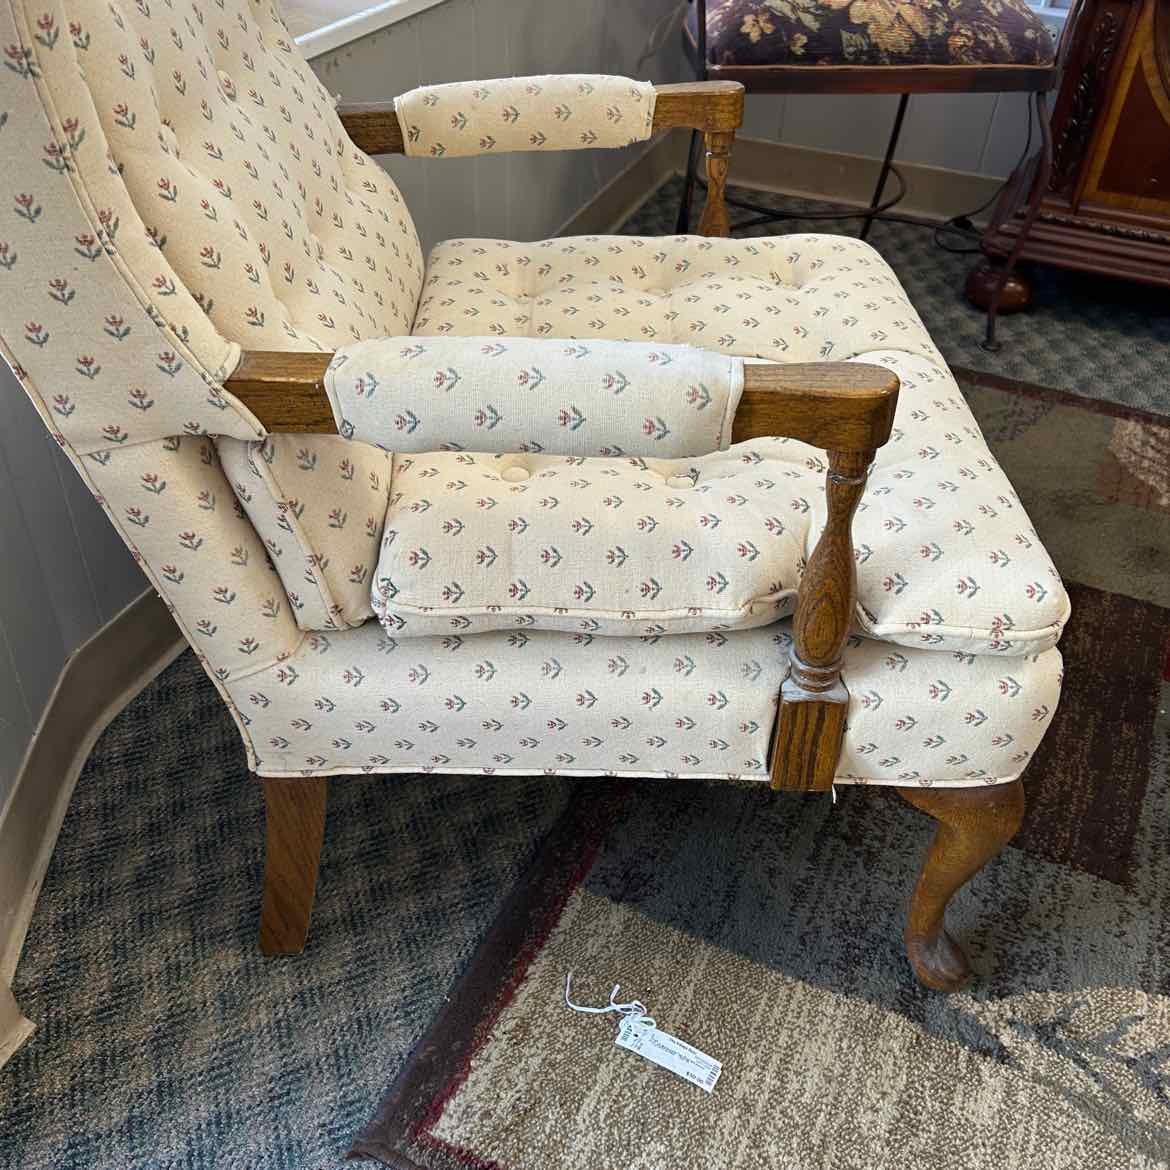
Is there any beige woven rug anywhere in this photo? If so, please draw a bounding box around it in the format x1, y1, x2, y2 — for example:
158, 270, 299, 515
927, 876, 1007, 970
351, 382, 1170, 1170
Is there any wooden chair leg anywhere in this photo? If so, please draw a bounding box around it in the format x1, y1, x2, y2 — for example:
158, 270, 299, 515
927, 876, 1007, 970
897, 780, 1025, 992
259, 776, 327, 955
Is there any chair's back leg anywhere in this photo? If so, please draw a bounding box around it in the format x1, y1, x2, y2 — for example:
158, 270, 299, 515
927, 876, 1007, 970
259, 776, 328, 955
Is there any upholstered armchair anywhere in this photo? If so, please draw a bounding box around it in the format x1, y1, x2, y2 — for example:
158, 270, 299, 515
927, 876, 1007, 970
1, 0, 1067, 992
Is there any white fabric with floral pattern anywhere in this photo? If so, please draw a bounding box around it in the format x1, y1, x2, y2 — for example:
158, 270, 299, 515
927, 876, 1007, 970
225, 620, 1062, 786
0, 0, 1066, 793
394, 75, 655, 158
216, 436, 391, 630
406, 235, 1070, 655
324, 337, 743, 458
374, 447, 802, 638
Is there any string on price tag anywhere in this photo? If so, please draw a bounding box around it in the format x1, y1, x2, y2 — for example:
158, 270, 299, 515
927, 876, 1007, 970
563, 972, 723, 1093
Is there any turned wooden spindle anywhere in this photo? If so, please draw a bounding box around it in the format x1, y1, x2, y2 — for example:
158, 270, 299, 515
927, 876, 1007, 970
696, 130, 734, 238
771, 447, 873, 791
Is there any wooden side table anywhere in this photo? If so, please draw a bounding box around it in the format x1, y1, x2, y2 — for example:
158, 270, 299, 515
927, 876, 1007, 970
969, 0, 1170, 312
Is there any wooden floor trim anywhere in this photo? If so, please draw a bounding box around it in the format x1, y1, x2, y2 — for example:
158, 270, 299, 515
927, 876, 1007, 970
0, 588, 183, 1065
555, 128, 1005, 234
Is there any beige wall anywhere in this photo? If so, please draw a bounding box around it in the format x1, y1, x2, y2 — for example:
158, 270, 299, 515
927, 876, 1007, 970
0, 369, 146, 813
737, 91, 1041, 183
309, 0, 685, 253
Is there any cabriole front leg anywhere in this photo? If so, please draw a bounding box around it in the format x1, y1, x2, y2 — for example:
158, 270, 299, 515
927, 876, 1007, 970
898, 780, 1025, 991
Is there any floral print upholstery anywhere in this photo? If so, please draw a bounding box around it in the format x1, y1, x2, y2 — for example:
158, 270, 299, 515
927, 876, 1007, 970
0, 0, 1067, 786
325, 337, 743, 458
412, 235, 1069, 656
395, 76, 655, 159
0, 0, 409, 655
81, 435, 304, 682
414, 234, 948, 366
374, 448, 801, 638
216, 436, 391, 630
223, 619, 1062, 785
687, 0, 1056, 69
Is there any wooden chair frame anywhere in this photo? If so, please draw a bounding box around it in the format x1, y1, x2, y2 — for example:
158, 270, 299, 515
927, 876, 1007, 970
232, 81, 1026, 992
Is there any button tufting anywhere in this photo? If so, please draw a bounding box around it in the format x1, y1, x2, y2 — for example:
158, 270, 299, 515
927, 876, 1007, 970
665, 473, 694, 490
501, 465, 530, 483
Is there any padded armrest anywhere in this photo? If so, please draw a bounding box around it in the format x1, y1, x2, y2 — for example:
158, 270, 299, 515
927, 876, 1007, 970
324, 336, 743, 458
394, 75, 656, 158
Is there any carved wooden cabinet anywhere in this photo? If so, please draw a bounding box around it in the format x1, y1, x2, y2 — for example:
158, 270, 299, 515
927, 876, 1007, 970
982, 0, 1170, 289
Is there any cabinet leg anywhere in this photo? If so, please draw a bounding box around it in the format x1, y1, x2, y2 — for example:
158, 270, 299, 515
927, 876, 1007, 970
964, 258, 1034, 314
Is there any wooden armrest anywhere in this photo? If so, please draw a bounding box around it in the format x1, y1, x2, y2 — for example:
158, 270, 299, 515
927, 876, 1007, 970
225, 351, 897, 453
335, 101, 405, 155
336, 81, 744, 156
731, 362, 897, 450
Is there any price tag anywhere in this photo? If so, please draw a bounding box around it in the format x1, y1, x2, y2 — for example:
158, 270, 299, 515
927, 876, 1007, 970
615, 1016, 722, 1093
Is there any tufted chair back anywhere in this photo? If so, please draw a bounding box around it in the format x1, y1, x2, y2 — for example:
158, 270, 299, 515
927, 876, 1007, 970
0, 0, 420, 690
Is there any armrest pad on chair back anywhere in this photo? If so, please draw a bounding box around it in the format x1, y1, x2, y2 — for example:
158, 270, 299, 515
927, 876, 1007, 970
394, 76, 656, 158
324, 337, 743, 458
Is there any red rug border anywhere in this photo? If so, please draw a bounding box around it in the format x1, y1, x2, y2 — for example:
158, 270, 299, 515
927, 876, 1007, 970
951, 365, 1170, 430
347, 779, 634, 1167
347, 371, 1170, 1168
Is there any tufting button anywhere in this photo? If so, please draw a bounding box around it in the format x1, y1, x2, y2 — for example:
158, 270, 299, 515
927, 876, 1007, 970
501, 465, 530, 483
665, 473, 694, 490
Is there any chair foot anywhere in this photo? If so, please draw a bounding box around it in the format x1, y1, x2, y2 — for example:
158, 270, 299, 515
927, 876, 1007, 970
897, 780, 1025, 992
259, 776, 327, 955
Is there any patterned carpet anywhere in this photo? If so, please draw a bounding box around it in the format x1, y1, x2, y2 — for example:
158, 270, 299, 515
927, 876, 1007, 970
2, 182, 1169, 1170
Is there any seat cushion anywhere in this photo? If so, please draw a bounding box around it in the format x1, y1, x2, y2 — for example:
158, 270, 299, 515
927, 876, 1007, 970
374, 447, 802, 637
413, 234, 945, 368
407, 234, 1069, 655
687, 0, 1055, 69
226, 619, 1062, 784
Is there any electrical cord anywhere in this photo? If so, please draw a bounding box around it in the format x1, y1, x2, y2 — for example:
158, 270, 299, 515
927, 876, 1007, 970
694, 163, 909, 229
930, 111, 1035, 255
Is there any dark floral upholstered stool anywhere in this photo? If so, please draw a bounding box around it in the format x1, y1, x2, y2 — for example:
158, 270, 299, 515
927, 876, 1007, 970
678, 0, 1082, 348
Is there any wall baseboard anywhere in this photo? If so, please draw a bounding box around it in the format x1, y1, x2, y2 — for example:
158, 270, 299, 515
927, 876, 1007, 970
728, 136, 1003, 225
0, 589, 184, 988
555, 131, 688, 237
556, 128, 1003, 235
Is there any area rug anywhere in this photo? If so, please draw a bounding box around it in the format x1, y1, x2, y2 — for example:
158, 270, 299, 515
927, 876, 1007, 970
353, 376, 1170, 1170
